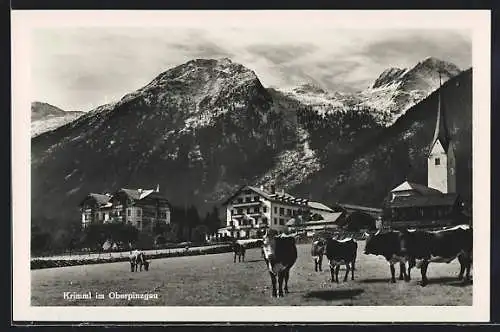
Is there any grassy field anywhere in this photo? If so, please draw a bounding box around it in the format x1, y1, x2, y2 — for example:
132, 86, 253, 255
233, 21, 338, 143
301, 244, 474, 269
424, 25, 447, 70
31, 241, 472, 306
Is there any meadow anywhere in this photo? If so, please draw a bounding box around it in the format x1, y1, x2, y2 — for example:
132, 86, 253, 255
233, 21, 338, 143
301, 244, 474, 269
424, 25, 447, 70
31, 241, 472, 306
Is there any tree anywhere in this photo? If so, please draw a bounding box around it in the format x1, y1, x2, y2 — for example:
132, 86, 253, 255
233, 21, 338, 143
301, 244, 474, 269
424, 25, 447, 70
186, 205, 201, 241
165, 223, 178, 242
153, 221, 168, 236
192, 225, 209, 243
31, 225, 52, 255
203, 206, 222, 233
82, 224, 107, 251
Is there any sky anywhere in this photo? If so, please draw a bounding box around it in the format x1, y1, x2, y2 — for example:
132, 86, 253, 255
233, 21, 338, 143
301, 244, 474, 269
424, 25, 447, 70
31, 26, 472, 112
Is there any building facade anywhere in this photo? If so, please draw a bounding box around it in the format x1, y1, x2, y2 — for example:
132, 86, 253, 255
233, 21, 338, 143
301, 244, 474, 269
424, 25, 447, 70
219, 185, 336, 238
80, 193, 113, 229
79, 187, 171, 233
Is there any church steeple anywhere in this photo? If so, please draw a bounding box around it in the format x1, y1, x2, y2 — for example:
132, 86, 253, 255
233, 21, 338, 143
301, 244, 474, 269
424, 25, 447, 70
427, 71, 456, 194
430, 72, 451, 154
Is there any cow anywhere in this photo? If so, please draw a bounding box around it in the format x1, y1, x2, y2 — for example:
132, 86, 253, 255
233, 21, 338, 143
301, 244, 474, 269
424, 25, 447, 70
129, 250, 149, 272
262, 229, 298, 297
325, 237, 357, 283
364, 230, 410, 283
401, 225, 473, 286
311, 239, 326, 272
233, 241, 246, 263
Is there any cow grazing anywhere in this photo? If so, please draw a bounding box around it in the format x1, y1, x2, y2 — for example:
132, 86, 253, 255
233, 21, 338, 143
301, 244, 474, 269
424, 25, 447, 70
233, 241, 246, 263
311, 239, 326, 272
129, 250, 149, 272
325, 237, 358, 283
262, 229, 298, 297
364, 230, 409, 283
401, 225, 472, 286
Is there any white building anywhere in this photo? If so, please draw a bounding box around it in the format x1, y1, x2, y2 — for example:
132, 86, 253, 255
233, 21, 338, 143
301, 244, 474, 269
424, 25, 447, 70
218, 185, 336, 238
79, 187, 171, 233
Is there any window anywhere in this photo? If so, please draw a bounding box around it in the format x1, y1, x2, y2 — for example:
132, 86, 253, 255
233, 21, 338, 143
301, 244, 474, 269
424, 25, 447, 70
287, 209, 291, 216
279, 218, 285, 225
279, 207, 284, 215
274, 207, 278, 214
254, 196, 259, 202
127, 210, 131, 217
237, 208, 243, 214
254, 207, 260, 213
245, 197, 251, 203
137, 210, 141, 217
237, 198, 243, 203
274, 218, 278, 225
246, 208, 251, 214
263, 207, 267, 213
435, 158, 440, 166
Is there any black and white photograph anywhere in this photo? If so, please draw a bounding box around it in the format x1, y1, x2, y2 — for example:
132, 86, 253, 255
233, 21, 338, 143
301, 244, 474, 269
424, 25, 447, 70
12, 10, 490, 322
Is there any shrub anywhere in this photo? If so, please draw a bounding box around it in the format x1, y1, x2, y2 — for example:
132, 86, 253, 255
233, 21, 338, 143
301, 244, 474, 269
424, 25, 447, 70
31, 244, 233, 270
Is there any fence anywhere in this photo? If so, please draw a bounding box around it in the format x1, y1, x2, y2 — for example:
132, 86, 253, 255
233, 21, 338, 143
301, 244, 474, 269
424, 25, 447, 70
31, 244, 234, 270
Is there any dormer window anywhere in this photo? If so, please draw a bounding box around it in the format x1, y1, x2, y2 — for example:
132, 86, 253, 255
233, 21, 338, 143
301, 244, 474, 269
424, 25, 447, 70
435, 158, 440, 166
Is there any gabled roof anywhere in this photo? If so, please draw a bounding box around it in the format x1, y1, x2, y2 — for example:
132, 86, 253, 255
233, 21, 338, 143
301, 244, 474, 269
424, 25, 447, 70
118, 188, 168, 201
247, 185, 273, 200
388, 193, 459, 208
80, 193, 111, 206
309, 212, 344, 225
221, 185, 264, 205
336, 203, 383, 214
221, 185, 309, 206
308, 201, 334, 212
391, 181, 443, 195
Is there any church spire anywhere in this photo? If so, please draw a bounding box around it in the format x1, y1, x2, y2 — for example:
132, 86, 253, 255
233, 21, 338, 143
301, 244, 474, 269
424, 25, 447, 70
430, 71, 450, 154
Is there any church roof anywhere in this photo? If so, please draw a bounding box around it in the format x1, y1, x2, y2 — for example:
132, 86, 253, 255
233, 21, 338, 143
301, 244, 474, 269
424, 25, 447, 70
391, 181, 443, 195
388, 193, 459, 208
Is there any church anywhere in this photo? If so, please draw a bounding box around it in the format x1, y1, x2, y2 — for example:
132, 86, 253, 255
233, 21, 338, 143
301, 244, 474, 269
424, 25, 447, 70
383, 76, 469, 230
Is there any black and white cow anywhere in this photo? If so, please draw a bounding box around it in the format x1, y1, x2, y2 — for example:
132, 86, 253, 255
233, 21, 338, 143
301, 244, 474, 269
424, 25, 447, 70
364, 230, 409, 283
325, 237, 357, 283
262, 229, 298, 297
401, 225, 473, 286
129, 250, 149, 272
233, 241, 246, 263
311, 239, 326, 272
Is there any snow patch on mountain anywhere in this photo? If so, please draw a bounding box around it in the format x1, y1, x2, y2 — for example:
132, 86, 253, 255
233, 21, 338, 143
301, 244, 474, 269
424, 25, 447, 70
280, 57, 461, 126
31, 112, 84, 137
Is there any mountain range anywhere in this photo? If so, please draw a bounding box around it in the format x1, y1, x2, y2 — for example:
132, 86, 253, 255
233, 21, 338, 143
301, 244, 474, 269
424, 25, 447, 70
31, 57, 472, 234
31, 102, 85, 137
280, 56, 461, 125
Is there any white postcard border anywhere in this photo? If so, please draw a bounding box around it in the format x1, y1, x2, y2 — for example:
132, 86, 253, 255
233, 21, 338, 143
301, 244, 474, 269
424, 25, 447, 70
12, 9, 491, 323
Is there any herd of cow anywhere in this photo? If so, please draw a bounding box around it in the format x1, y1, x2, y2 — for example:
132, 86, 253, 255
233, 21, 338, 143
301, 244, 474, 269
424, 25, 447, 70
127, 224, 472, 299
243, 224, 473, 298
